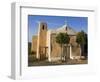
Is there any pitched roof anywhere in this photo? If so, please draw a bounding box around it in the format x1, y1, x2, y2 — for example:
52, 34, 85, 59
51, 24, 77, 35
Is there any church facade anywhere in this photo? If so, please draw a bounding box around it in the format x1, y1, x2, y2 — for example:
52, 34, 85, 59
31, 22, 81, 62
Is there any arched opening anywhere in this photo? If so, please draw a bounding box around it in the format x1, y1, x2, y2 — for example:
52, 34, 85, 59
42, 25, 45, 30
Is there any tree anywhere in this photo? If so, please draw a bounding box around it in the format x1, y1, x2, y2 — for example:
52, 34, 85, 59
56, 32, 70, 61
28, 42, 32, 55
76, 30, 87, 58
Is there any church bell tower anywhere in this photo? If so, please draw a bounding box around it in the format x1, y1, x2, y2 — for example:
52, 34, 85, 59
37, 22, 48, 60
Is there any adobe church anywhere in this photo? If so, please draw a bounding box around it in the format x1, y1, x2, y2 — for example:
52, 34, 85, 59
31, 22, 81, 62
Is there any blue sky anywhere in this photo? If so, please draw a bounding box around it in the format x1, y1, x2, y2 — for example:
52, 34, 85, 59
28, 15, 88, 42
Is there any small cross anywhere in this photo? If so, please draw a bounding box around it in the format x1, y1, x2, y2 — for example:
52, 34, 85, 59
65, 20, 68, 26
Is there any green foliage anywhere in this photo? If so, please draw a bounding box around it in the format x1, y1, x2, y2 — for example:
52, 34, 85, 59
28, 42, 32, 55
76, 30, 88, 57
56, 32, 70, 61
76, 30, 87, 45
56, 32, 70, 46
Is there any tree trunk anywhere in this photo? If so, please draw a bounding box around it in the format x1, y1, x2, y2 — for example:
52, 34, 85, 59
80, 44, 82, 57
65, 44, 68, 62
82, 44, 84, 56
60, 44, 63, 61
80, 44, 84, 57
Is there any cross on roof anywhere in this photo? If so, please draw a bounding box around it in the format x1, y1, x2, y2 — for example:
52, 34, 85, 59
65, 20, 68, 26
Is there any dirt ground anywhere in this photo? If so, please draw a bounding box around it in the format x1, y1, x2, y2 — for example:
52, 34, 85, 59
28, 55, 87, 66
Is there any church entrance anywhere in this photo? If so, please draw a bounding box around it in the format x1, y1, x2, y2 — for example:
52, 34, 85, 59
63, 45, 70, 61
39, 47, 48, 60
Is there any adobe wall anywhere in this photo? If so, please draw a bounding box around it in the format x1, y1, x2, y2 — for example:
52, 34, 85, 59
31, 36, 37, 54
38, 22, 47, 60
